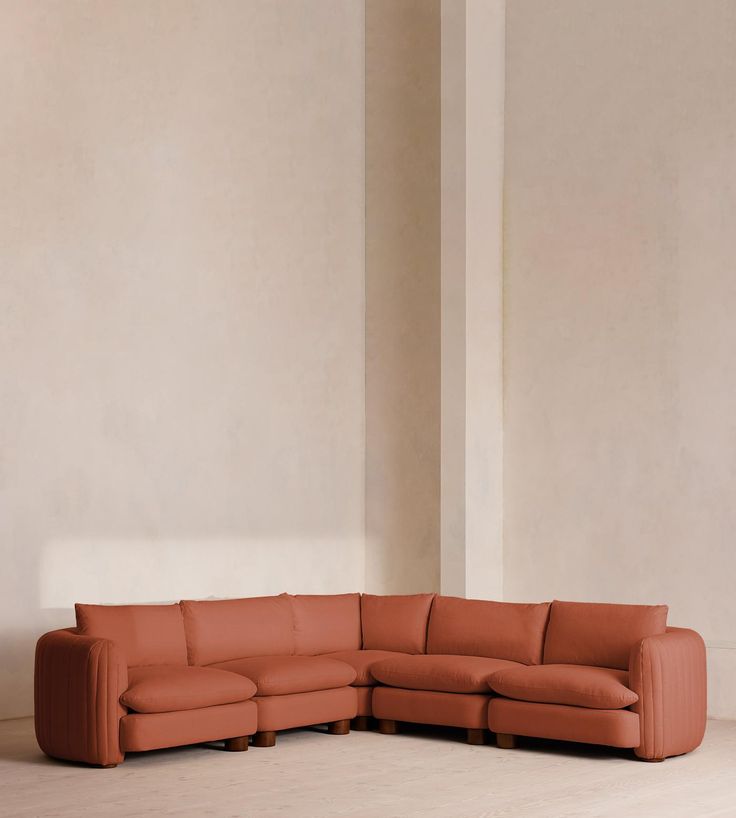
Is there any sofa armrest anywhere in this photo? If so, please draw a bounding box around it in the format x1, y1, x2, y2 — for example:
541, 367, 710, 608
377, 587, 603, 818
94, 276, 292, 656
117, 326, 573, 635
628, 626, 707, 760
34, 628, 128, 766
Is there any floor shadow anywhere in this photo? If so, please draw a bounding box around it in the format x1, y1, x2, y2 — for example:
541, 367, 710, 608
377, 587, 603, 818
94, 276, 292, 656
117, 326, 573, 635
386, 721, 634, 761
2, 718, 640, 769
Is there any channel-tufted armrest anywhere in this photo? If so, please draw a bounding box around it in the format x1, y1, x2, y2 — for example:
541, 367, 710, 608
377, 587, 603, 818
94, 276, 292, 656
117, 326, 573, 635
628, 626, 707, 760
34, 628, 128, 767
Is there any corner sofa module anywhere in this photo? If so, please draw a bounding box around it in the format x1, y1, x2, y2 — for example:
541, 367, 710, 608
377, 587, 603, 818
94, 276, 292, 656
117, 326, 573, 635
321, 592, 437, 728
370, 596, 551, 745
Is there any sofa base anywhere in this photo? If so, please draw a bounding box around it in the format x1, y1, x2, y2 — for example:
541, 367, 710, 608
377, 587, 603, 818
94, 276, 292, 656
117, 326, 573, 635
120, 700, 257, 753
253, 720, 352, 747
488, 699, 640, 749
377, 717, 486, 745
251, 719, 352, 746
356, 686, 373, 717
253, 687, 357, 743
373, 687, 490, 730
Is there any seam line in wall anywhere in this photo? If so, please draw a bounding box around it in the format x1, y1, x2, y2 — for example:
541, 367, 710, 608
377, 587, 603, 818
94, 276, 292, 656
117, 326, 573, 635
705, 641, 736, 651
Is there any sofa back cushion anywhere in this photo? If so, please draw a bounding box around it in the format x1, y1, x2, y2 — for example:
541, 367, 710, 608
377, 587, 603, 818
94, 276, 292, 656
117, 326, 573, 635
427, 596, 551, 665
288, 593, 362, 655
543, 600, 668, 670
75, 603, 188, 667
361, 594, 435, 654
180, 595, 294, 666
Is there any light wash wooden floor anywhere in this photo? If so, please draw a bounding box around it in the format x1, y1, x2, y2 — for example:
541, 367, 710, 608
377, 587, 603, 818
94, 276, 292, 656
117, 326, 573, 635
1, 717, 735, 817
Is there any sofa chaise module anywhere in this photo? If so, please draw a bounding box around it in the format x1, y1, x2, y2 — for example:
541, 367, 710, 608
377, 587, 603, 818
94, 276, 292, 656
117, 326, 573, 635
34, 593, 707, 767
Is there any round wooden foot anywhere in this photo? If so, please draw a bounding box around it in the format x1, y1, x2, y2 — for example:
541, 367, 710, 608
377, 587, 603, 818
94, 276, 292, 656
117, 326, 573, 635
466, 728, 486, 745
328, 719, 350, 735
496, 732, 517, 749
225, 736, 249, 752
352, 716, 371, 731
378, 719, 398, 735
252, 731, 277, 748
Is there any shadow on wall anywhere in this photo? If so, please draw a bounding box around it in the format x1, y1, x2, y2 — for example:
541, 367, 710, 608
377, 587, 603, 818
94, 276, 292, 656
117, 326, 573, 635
1, 536, 364, 721
364, 0, 442, 594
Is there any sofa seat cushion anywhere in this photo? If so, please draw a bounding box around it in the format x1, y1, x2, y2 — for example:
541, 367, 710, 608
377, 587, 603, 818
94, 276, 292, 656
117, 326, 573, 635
371, 654, 522, 694
121, 665, 257, 714
489, 664, 638, 710
322, 650, 408, 686
208, 655, 357, 696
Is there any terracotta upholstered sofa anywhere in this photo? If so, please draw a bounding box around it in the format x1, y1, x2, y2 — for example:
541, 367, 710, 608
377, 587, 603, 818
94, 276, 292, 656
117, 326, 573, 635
34, 593, 707, 767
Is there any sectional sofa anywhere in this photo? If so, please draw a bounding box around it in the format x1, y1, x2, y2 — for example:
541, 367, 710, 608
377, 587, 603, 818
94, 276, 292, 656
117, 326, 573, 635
34, 593, 707, 767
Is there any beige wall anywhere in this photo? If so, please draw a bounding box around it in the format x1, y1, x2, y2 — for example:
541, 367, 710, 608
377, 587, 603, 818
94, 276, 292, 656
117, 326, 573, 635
504, 0, 736, 718
0, 0, 365, 720
4, 0, 734, 722
365, 1, 441, 593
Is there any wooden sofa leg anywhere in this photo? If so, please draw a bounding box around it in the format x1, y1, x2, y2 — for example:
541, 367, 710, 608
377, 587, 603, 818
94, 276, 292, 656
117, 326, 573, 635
352, 716, 371, 731
95, 764, 118, 768
252, 731, 277, 748
328, 719, 351, 735
496, 733, 517, 749
467, 728, 486, 745
641, 757, 665, 763
378, 719, 398, 735
225, 736, 249, 752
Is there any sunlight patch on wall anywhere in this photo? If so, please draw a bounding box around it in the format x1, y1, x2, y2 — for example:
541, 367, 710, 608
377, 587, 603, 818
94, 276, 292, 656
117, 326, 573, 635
40, 537, 364, 609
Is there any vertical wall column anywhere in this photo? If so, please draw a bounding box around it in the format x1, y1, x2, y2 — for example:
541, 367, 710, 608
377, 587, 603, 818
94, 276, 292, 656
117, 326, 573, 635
365, 1, 442, 593
440, 0, 505, 599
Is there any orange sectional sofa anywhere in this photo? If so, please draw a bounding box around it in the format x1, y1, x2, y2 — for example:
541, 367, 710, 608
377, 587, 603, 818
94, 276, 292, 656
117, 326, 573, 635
34, 593, 707, 767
